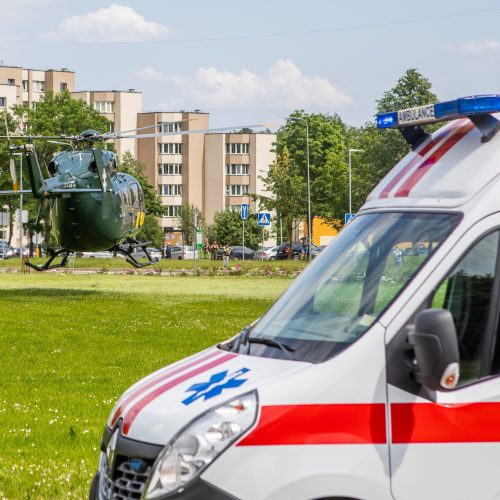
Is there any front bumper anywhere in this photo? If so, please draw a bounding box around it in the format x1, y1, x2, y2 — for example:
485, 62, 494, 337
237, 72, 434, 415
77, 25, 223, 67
92, 424, 238, 500
90, 472, 238, 500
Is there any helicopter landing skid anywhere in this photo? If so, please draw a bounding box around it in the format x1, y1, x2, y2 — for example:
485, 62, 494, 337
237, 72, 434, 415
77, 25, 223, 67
114, 239, 159, 269
26, 248, 72, 272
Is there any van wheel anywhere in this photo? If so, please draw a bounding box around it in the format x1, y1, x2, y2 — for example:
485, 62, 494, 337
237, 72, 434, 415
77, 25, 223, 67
178, 256, 182, 260
89, 473, 99, 499
269, 256, 276, 261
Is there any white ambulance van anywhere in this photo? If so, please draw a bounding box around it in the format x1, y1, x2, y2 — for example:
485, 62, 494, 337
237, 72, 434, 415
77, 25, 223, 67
91, 95, 500, 500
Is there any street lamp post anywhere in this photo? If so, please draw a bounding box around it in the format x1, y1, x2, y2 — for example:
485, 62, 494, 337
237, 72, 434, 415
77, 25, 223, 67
348, 149, 364, 216
282, 116, 312, 261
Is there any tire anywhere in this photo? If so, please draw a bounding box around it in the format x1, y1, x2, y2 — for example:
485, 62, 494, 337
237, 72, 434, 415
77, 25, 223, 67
292, 254, 300, 260
178, 256, 182, 260
269, 256, 276, 261
89, 473, 99, 499
233, 256, 239, 261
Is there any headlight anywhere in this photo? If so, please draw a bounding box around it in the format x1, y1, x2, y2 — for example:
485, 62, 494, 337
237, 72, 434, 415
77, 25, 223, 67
144, 390, 258, 499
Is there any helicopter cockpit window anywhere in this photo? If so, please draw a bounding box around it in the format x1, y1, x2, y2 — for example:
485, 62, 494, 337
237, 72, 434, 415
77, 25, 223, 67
130, 183, 138, 206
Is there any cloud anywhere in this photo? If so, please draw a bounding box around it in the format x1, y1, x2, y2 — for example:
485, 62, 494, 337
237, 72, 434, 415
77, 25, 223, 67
47, 4, 170, 42
448, 39, 500, 54
135, 59, 351, 112
134, 66, 192, 86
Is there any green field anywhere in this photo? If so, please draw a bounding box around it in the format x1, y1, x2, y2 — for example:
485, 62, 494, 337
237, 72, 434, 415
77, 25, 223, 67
0, 274, 291, 499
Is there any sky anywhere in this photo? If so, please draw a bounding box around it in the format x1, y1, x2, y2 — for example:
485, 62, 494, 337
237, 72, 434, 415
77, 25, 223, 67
2, 0, 500, 129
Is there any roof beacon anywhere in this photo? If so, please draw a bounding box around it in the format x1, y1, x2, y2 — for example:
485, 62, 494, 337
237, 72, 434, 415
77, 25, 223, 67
377, 95, 500, 147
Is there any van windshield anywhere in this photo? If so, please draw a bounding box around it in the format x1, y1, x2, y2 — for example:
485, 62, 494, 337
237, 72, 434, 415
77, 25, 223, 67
233, 212, 460, 363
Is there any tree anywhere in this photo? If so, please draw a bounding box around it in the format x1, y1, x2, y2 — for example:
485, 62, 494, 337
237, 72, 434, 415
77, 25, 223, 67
351, 69, 439, 211
274, 112, 350, 231
178, 203, 204, 245
12, 91, 112, 166
138, 214, 163, 248
253, 146, 306, 243
207, 210, 264, 249
119, 152, 163, 216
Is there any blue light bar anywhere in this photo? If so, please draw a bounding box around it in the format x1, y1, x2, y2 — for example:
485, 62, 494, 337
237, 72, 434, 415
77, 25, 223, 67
376, 94, 500, 129
377, 112, 397, 129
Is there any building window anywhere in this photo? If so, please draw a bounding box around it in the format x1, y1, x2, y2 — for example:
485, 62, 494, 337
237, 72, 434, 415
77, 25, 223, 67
158, 143, 182, 155
0, 97, 5, 108
60, 82, 68, 91
93, 101, 114, 113
164, 205, 181, 217
228, 205, 242, 213
158, 122, 182, 133
22, 80, 28, 91
159, 184, 182, 196
226, 184, 249, 196
32, 80, 45, 92
158, 163, 182, 175
225, 163, 249, 175
226, 143, 249, 154
7, 79, 14, 86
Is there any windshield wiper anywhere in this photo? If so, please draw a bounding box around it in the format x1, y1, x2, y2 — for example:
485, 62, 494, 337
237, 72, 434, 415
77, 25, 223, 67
245, 336, 296, 360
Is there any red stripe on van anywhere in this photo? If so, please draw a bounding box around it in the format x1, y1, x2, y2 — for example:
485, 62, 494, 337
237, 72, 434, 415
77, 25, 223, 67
111, 350, 222, 426
121, 353, 236, 435
238, 404, 387, 446
391, 402, 500, 443
378, 121, 461, 199
394, 120, 474, 198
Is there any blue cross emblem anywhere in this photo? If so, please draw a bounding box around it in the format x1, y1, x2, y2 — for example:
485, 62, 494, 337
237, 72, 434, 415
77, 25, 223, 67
182, 368, 250, 405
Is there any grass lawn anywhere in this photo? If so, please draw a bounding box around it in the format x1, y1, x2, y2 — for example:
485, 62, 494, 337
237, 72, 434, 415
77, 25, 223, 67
0, 274, 291, 499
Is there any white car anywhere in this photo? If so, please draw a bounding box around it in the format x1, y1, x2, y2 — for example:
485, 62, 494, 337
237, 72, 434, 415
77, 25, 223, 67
254, 245, 278, 260
132, 247, 162, 260
169, 245, 200, 260
78, 251, 114, 258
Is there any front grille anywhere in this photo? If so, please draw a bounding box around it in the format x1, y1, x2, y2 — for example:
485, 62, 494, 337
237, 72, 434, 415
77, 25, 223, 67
100, 455, 154, 500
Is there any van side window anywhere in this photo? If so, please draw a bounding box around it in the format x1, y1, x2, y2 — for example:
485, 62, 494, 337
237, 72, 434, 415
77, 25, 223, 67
431, 231, 499, 384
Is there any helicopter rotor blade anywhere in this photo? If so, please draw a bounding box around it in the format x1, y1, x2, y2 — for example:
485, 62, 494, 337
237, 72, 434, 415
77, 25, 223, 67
116, 123, 274, 140
101, 117, 203, 138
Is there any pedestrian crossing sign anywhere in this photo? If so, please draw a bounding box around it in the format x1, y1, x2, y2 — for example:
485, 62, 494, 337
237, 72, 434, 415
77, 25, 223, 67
258, 212, 271, 226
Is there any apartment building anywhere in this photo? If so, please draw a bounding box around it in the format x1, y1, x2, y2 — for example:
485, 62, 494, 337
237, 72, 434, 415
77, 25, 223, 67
136, 112, 275, 239
204, 132, 275, 223
0, 65, 74, 110
72, 90, 142, 158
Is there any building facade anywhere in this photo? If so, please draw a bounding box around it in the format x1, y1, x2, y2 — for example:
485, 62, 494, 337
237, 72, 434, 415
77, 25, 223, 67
0, 65, 75, 110
72, 90, 142, 158
136, 113, 275, 241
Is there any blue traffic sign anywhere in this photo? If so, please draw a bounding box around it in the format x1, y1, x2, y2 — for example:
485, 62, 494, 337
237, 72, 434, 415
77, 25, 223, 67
258, 212, 271, 226
345, 213, 357, 225
241, 204, 249, 220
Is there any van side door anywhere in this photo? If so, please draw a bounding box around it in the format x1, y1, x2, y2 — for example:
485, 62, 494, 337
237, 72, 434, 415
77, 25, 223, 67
387, 217, 500, 499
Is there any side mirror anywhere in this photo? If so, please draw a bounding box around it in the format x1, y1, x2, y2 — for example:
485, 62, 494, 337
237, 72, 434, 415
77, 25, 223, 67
408, 309, 460, 391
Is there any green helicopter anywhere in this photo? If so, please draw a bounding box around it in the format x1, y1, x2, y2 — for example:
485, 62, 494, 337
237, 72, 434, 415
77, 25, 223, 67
0, 129, 155, 271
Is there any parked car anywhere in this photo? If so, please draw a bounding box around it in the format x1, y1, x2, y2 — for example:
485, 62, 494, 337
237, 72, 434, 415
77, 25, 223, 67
12, 247, 29, 257
169, 245, 199, 260
228, 246, 255, 260
276, 241, 303, 260
0, 242, 15, 259
254, 246, 278, 260
78, 251, 115, 258
132, 247, 162, 260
